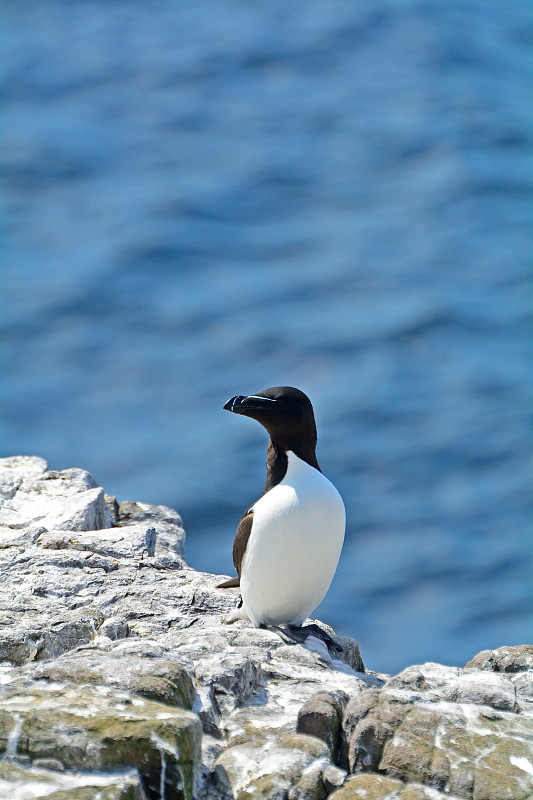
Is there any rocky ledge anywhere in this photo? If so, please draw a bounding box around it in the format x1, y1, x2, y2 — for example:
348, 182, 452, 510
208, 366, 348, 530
0, 455, 531, 800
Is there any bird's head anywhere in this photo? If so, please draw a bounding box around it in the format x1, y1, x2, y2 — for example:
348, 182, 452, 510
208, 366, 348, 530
223, 386, 317, 456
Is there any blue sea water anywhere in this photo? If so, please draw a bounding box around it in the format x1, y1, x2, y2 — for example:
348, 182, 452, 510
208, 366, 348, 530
2, 0, 531, 674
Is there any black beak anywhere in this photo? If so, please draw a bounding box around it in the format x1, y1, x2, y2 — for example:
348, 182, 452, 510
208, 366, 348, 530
223, 395, 277, 414
223, 395, 245, 413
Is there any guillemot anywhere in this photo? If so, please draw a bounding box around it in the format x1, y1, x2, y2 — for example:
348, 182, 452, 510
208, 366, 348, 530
217, 386, 345, 648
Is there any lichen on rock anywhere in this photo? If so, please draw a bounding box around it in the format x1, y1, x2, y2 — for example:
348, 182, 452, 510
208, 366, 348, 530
342, 661, 533, 799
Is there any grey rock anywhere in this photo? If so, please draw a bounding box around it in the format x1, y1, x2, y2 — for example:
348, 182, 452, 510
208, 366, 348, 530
2, 455, 531, 800
386, 661, 517, 710
341, 689, 383, 773
118, 499, 185, 538
32, 758, 66, 772
297, 690, 347, 758
342, 661, 533, 799
41, 785, 144, 800
330, 634, 364, 674
37, 520, 183, 566
328, 774, 464, 799
0, 760, 145, 800
21, 640, 195, 709
288, 764, 326, 799
465, 644, 533, 673
99, 615, 129, 640
38, 607, 106, 660
0, 455, 370, 800
0, 465, 107, 533
0, 679, 201, 800
322, 764, 347, 793
196, 653, 262, 710
32, 758, 65, 772
0, 524, 46, 549
50, 487, 108, 532
104, 493, 120, 526
144, 526, 157, 556
0, 456, 48, 502
93, 634, 114, 650
512, 669, 533, 713
0, 462, 104, 531
214, 733, 330, 800
0, 607, 105, 665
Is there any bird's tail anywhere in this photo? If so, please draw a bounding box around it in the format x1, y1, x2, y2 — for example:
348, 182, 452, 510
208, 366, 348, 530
216, 576, 240, 589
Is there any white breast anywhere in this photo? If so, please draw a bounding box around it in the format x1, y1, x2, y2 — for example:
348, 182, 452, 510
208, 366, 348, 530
240, 451, 346, 627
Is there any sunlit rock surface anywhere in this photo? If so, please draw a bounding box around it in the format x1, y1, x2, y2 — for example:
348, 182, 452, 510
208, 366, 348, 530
0, 456, 531, 800
0, 760, 145, 800
342, 662, 533, 800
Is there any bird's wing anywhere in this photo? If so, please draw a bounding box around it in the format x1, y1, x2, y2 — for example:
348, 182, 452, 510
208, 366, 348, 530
215, 509, 254, 589
232, 509, 254, 577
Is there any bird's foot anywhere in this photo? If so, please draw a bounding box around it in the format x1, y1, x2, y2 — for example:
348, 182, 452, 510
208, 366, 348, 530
269, 623, 343, 653
223, 599, 250, 624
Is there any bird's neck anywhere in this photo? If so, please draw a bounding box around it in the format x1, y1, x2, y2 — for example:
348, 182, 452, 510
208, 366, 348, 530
263, 437, 320, 494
